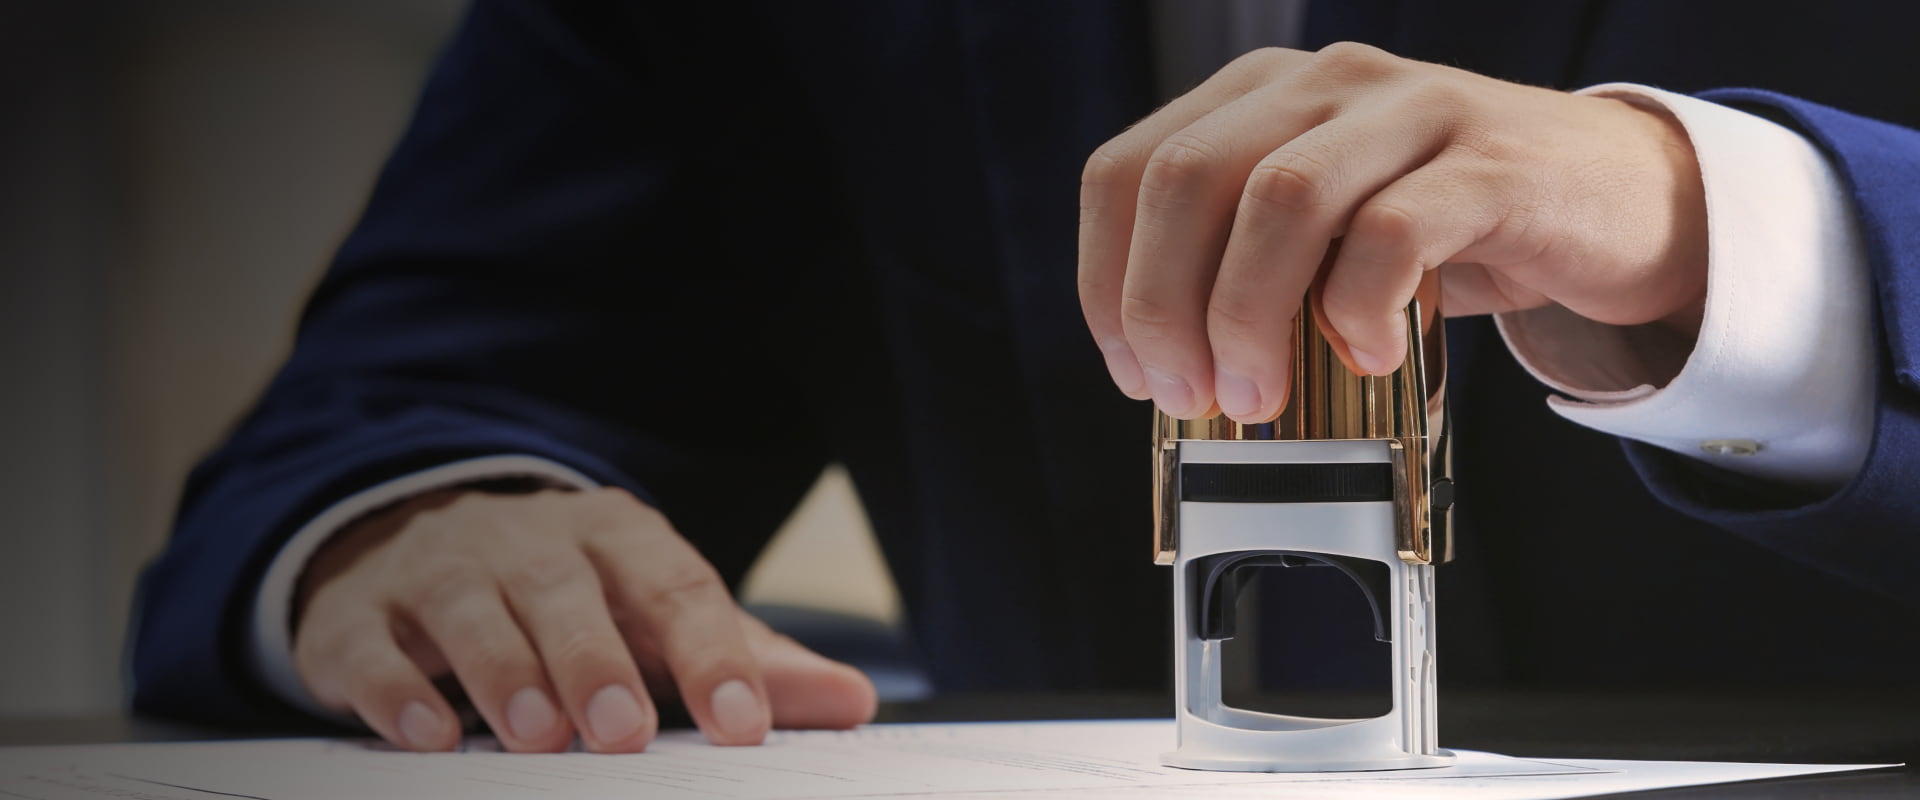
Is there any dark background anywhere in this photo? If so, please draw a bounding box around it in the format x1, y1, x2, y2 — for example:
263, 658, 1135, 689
0, 0, 467, 717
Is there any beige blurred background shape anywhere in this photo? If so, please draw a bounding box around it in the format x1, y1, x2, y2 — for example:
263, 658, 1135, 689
0, 0, 895, 716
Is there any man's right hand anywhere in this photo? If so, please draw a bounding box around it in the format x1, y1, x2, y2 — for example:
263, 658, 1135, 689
291, 486, 878, 753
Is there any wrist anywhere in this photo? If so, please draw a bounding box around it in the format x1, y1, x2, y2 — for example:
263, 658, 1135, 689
1627, 96, 1711, 333
1509, 83, 1873, 490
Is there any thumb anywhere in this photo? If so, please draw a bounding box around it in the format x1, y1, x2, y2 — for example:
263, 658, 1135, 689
740, 615, 879, 730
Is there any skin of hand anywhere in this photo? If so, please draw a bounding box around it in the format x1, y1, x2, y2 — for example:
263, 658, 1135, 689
292, 486, 878, 753
1078, 43, 1708, 422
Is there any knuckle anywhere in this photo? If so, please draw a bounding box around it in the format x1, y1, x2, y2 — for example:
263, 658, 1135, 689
433, 603, 505, 646
639, 561, 726, 617
1405, 76, 1471, 115
399, 557, 490, 614
1243, 152, 1333, 215
405, 549, 481, 589
1245, 45, 1292, 65
676, 651, 752, 687
1223, 46, 1283, 72
1447, 124, 1516, 163
388, 512, 481, 565
460, 638, 532, 678
656, 625, 754, 679
1077, 269, 1119, 303
427, 616, 534, 681
583, 485, 642, 513
499, 552, 590, 599
1349, 202, 1421, 251
389, 508, 454, 550
1208, 295, 1272, 343
1118, 292, 1183, 337
407, 493, 494, 536
1077, 201, 1103, 228
1141, 134, 1222, 195
1149, 134, 1220, 175
547, 629, 630, 680
1219, 46, 1295, 85
1319, 285, 1377, 330
1081, 145, 1130, 192
577, 487, 664, 537
1311, 41, 1392, 79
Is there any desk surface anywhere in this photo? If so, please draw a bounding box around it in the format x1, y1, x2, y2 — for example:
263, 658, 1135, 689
5, 690, 1917, 798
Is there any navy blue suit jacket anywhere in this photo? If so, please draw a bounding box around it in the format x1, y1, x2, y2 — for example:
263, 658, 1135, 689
132, 0, 1920, 728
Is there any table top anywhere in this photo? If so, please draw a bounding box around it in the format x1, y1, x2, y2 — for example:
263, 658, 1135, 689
5, 689, 1917, 798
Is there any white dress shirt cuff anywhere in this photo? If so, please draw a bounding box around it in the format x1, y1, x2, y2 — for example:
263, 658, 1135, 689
248, 455, 599, 722
1496, 84, 1874, 491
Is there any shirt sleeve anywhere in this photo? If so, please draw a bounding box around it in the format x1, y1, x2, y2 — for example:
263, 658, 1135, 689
248, 455, 598, 722
1494, 83, 1874, 491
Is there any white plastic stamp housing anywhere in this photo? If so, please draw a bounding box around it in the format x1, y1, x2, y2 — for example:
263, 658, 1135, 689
1164, 438, 1453, 772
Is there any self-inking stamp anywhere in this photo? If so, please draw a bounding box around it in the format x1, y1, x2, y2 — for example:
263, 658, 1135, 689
1155, 275, 1454, 772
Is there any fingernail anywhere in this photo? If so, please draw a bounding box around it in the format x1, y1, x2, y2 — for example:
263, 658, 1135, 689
398, 701, 445, 750
1213, 366, 1261, 420
1349, 345, 1397, 375
1097, 339, 1149, 399
709, 679, 766, 741
1141, 365, 1195, 417
586, 685, 646, 746
506, 687, 559, 742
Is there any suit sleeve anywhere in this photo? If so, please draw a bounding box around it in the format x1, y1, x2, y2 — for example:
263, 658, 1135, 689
1625, 89, 1920, 612
129, 0, 851, 727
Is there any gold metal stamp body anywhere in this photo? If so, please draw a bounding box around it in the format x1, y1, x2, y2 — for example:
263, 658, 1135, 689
1153, 276, 1451, 566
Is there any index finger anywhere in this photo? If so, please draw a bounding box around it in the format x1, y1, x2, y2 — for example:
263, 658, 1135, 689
1077, 47, 1311, 401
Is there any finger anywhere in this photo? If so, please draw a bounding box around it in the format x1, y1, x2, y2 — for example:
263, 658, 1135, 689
1117, 45, 1427, 419
297, 606, 460, 752
1123, 91, 1361, 418
736, 613, 877, 730
1319, 160, 1508, 373
488, 537, 658, 754
1118, 129, 1252, 418
1079, 47, 1312, 402
1209, 105, 1452, 420
400, 565, 571, 753
1080, 144, 1153, 401
580, 490, 770, 746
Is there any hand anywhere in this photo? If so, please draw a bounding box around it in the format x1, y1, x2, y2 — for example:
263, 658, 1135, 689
292, 486, 877, 753
1079, 43, 1707, 422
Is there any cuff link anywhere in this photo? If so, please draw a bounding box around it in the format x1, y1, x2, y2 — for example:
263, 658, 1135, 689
1699, 438, 1762, 457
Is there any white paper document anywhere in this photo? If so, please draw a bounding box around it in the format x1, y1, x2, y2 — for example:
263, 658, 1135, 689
0, 720, 1894, 800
